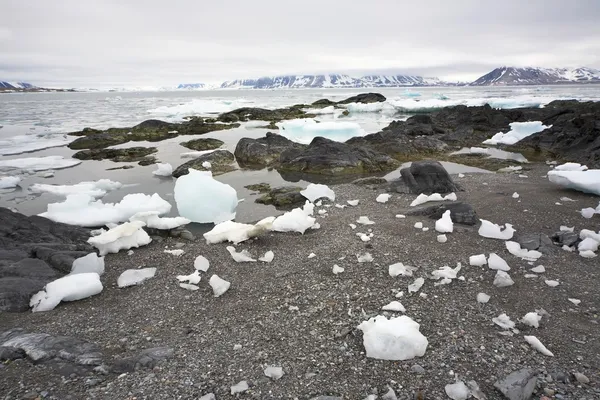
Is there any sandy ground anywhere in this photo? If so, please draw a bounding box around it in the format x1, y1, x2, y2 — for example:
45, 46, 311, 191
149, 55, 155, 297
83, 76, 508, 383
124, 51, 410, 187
1, 164, 599, 400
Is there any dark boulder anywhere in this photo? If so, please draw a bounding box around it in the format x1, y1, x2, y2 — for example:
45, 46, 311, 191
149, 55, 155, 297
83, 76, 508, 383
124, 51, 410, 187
72, 147, 157, 162
515, 233, 556, 254
390, 160, 459, 194
172, 150, 236, 177
218, 107, 313, 123
278, 136, 400, 175
337, 93, 386, 104
551, 231, 580, 247
311, 99, 337, 107
347, 130, 447, 160
180, 138, 224, 151
234, 132, 306, 167
405, 202, 478, 226
255, 186, 305, 209
244, 183, 271, 193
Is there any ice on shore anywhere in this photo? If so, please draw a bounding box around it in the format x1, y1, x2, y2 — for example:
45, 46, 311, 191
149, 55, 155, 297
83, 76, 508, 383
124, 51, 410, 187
382, 301, 406, 312
0, 134, 73, 156
524, 335, 554, 356
410, 192, 457, 207
164, 249, 185, 256
531, 265, 546, 273
579, 250, 596, 258
347, 199, 359, 206
357, 315, 428, 360
493, 270, 514, 287
478, 219, 515, 240
40, 192, 171, 227
408, 277, 425, 293
521, 312, 542, 328
230, 380, 248, 395
435, 210, 453, 233
88, 221, 152, 255
437, 234, 448, 243
548, 169, 600, 196
226, 246, 256, 262
545, 279, 559, 287
578, 237, 599, 252
264, 366, 284, 380
482, 121, 550, 145
272, 201, 316, 234
389, 263, 418, 277
209, 275, 230, 297
177, 270, 201, 285
357, 252, 374, 263
0, 156, 81, 172
130, 211, 190, 230
259, 250, 274, 262
30, 179, 122, 199
356, 216, 375, 225
174, 169, 238, 224
469, 254, 487, 266
301, 183, 335, 202
554, 162, 588, 171
581, 207, 597, 219
152, 163, 173, 177
70, 253, 105, 275
431, 264, 461, 283
280, 119, 365, 143
0, 176, 21, 189
492, 313, 515, 330
204, 217, 274, 244
117, 268, 157, 287
505, 241, 542, 261
30, 273, 103, 312
194, 255, 210, 272
414, 222, 423, 229
477, 293, 491, 304
179, 283, 199, 291
376, 193, 391, 203
445, 380, 471, 400
488, 253, 510, 271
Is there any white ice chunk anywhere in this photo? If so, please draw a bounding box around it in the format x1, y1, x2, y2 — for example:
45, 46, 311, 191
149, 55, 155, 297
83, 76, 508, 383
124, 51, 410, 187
408, 277, 425, 293
177, 270, 201, 285
545, 279, 559, 287
280, 119, 365, 144
497, 165, 522, 172
204, 217, 275, 244
117, 268, 156, 287
0, 156, 81, 171
483, 121, 550, 145
349, 223, 357, 229
554, 162, 588, 171
524, 335, 554, 356
357, 315, 428, 360
226, 246, 256, 262
521, 312, 542, 328
152, 163, 173, 177
478, 219, 515, 240
194, 255, 210, 272
30, 179, 122, 199
568, 298, 581, 305
272, 201, 316, 234
376, 193, 391, 203
202, 161, 212, 169
259, 250, 274, 263
389, 263, 417, 277
492, 313, 515, 329
70, 253, 105, 275
477, 293, 490, 304
396, 214, 406, 219
308, 253, 316, 259
230, 380, 248, 394
414, 222, 423, 229
487, 254, 510, 273
578, 237, 599, 252
410, 192, 457, 207
332, 264, 345, 274
469, 254, 487, 266
382, 301, 406, 312
505, 241, 542, 261
356, 216, 375, 225
334, 203, 346, 209
179, 283, 199, 291
512, 192, 520, 199
130, 211, 190, 230
209, 274, 230, 297
581, 207, 597, 219
445, 380, 471, 400
437, 234, 448, 243
347, 199, 359, 206
174, 169, 237, 224
548, 169, 600, 196
300, 183, 335, 202
264, 366, 284, 380
88, 221, 151, 256
560, 225, 574, 232
435, 210, 453, 233
164, 249, 185, 256
493, 270, 514, 287
30, 273, 102, 312
0, 176, 20, 189
357, 252, 374, 263
431, 264, 461, 282
531, 265, 545, 273
580, 229, 600, 242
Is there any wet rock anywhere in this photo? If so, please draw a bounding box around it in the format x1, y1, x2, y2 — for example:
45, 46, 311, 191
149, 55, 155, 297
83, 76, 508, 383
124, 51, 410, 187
551, 231, 580, 247
255, 186, 304, 209
72, 147, 157, 162
172, 150, 236, 177
138, 156, 157, 166
180, 138, 224, 151
352, 177, 388, 185
234, 132, 306, 167
0, 346, 26, 360
244, 183, 271, 193
390, 160, 460, 194
494, 368, 537, 400
337, 92, 386, 104
111, 347, 175, 373
218, 106, 312, 123
346, 130, 448, 160
574, 372, 590, 384
311, 99, 337, 107
405, 201, 478, 225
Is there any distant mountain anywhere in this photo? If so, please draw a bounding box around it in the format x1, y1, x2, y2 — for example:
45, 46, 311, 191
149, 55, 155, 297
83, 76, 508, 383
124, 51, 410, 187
0, 81, 36, 91
176, 83, 205, 90
220, 74, 447, 89
471, 67, 600, 86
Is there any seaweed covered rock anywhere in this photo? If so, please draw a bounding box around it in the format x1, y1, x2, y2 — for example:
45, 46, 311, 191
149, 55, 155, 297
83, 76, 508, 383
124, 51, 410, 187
72, 147, 157, 162
172, 150, 236, 177
180, 138, 224, 151
255, 186, 305, 209
218, 107, 314, 123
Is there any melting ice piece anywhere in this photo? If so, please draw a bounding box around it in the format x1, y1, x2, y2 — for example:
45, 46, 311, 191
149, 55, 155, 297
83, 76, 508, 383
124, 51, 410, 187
264, 366, 284, 380
117, 268, 157, 288
152, 163, 173, 177
230, 380, 248, 394
435, 210, 453, 233
300, 183, 335, 203
357, 315, 428, 360
164, 249, 185, 256
521, 312, 542, 328
0, 176, 20, 189
410, 192, 457, 207
408, 277, 425, 293
547, 169, 600, 196
488, 253, 510, 271
356, 216, 375, 225
226, 246, 256, 262
389, 263, 418, 277
554, 162, 588, 171
469, 254, 487, 266
308, 253, 316, 259
578, 237, 599, 252
177, 270, 201, 285
530, 265, 545, 273
174, 169, 238, 224
88, 221, 151, 256
482, 121, 550, 145
259, 250, 274, 263
30, 273, 103, 312
0, 156, 81, 171
437, 234, 448, 243
381, 301, 406, 312
332, 264, 344, 274
512, 192, 520, 199
524, 335, 554, 356
414, 222, 423, 229
357, 252, 374, 263
568, 298, 581, 305
493, 271, 514, 287
477, 293, 491, 304
272, 201, 316, 234
130, 211, 190, 230
194, 255, 210, 272
492, 313, 515, 330
396, 214, 406, 219
445, 380, 471, 400
347, 199, 359, 206
209, 275, 231, 297
202, 161, 211, 169
431, 264, 461, 282
204, 217, 275, 244
376, 193, 391, 203
30, 179, 122, 199
478, 219, 515, 240
506, 241, 542, 261
545, 279, 559, 287
70, 253, 105, 275
179, 283, 199, 291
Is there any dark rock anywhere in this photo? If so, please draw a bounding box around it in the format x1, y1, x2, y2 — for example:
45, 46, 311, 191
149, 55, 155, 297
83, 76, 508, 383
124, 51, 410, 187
390, 160, 459, 194
172, 150, 236, 177
138, 156, 157, 166
278, 137, 400, 175
405, 202, 478, 226
72, 147, 157, 162
0, 258, 58, 280
256, 186, 304, 209
551, 231, 580, 247
244, 183, 271, 193
311, 99, 337, 107
347, 130, 447, 160
494, 368, 537, 400
0, 278, 46, 311
33, 247, 89, 273
516, 233, 556, 254
111, 347, 175, 373
180, 138, 224, 151
337, 93, 386, 104
218, 107, 313, 123
352, 177, 388, 185
106, 165, 134, 170
234, 132, 306, 167
0, 346, 26, 361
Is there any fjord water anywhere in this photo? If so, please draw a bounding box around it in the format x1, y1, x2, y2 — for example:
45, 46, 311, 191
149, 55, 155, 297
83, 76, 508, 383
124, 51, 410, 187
1, 85, 599, 221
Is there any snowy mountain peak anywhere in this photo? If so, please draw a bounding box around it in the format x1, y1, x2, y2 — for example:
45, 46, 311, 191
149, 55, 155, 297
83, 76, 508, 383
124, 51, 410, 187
0, 81, 36, 90
471, 67, 600, 86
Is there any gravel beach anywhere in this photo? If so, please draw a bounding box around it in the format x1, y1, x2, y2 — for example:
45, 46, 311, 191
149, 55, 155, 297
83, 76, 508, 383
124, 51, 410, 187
1, 164, 599, 400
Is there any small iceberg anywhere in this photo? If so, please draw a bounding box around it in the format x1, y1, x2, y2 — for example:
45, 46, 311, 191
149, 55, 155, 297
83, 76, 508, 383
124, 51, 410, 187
483, 121, 551, 146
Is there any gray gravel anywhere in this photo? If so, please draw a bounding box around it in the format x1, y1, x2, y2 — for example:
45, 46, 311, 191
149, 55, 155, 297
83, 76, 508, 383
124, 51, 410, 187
1, 164, 599, 399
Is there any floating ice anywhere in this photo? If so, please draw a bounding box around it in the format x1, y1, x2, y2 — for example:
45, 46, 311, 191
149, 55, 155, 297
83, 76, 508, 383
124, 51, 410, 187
547, 169, 600, 196
388, 96, 548, 113
483, 121, 550, 145
357, 252, 374, 263
477, 293, 491, 304
272, 201, 316, 234
117, 268, 157, 287
332, 264, 344, 274
437, 234, 448, 243
376, 193, 391, 203
469, 254, 487, 266
226, 246, 256, 262
524, 335, 554, 356
30, 272, 103, 312
0, 134, 73, 156
130, 211, 190, 230
389, 263, 418, 277
165, 249, 185, 256
30, 179, 122, 199
264, 366, 284, 380
88, 221, 152, 255
492, 313, 515, 330
0, 176, 21, 189
71, 253, 105, 275
445, 380, 471, 400
357, 315, 428, 360
347, 199, 359, 206
0, 156, 81, 171
408, 277, 425, 293
410, 192, 457, 207
40, 192, 171, 227
301, 183, 335, 202
204, 217, 275, 244
152, 163, 173, 177
194, 255, 210, 272
493, 271, 514, 287
545, 279, 559, 287
280, 119, 365, 144
209, 275, 231, 297
478, 219, 515, 240
356, 216, 375, 225
505, 241, 542, 261
521, 312, 542, 328
177, 270, 200, 284
259, 250, 274, 262
435, 210, 453, 233
554, 162, 588, 171
382, 301, 406, 312
175, 169, 237, 224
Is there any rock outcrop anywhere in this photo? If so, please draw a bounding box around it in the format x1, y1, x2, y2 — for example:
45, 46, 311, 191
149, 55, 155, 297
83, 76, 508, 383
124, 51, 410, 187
217, 107, 313, 123
255, 186, 305, 209
336, 93, 386, 104
172, 150, 236, 177
72, 147, 158, 163
234, 132, 306, 167
180, 138, 224, 151
390, 160, 460, 194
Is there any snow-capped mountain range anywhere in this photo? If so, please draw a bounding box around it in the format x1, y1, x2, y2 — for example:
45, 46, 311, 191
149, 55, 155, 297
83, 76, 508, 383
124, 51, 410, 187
0, 81, 35, 90
470, 67, 600, 86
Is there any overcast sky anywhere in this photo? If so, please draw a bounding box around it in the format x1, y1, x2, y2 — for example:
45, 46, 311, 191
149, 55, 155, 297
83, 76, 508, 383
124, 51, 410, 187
2, 0, 600, 88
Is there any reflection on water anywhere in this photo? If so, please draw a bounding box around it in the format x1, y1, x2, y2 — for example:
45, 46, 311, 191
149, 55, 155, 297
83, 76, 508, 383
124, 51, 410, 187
450, 147, 528, 163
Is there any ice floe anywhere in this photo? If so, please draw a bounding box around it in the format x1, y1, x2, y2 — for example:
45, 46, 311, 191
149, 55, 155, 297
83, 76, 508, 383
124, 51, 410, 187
30, 273, 103, 312
300, 183, 335, 202
482, 121, 550, 145
117, 268, 157, 287
548, 169, 600, 196
152, 163, 173, 177
30, 179, 122, 199
279, 119, 365, 143
357, 315, 428, 360
88, 221, 152, 255
0, 156, 81, 172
